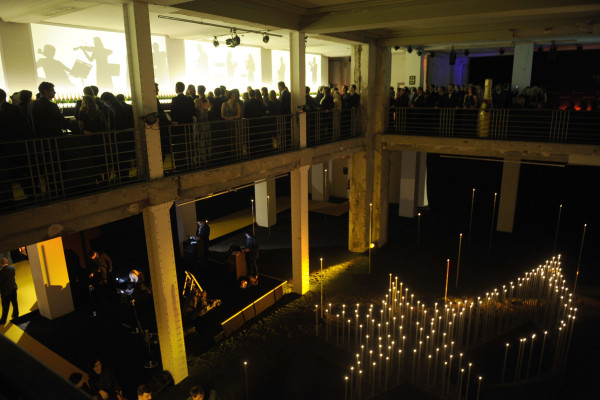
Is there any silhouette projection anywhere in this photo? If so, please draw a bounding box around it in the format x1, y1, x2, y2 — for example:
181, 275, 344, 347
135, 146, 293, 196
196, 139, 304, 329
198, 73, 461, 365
152, 42, 169, 86
36, 44, 74, 88
75, 37, 119, 90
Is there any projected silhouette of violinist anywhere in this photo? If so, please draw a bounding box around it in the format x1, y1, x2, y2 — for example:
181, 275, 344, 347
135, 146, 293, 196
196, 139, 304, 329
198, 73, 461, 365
75, 37, 118, 90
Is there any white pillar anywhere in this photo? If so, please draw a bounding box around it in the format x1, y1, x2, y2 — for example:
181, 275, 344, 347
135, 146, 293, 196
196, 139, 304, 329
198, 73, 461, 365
289, 31, 306, 113
123, 2, 162, 180
255, 180, 277, 227
511, 44, 533, 91
142, 202, 188, 383
497, 160, 521, 233
311, 163, 330, 202
398, 151, 418, 217
291, 166, 310, 294
26, 237, 74, 320
416, 153, 428, 208
175, 201, 198, 256
0, 22, 38, 94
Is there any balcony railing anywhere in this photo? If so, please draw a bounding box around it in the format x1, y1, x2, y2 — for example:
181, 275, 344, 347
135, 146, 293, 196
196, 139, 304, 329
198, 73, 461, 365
387, 107, 600, 145
307, 108, 360, 146
161, 114, 295, 174
0, 129, 140, 213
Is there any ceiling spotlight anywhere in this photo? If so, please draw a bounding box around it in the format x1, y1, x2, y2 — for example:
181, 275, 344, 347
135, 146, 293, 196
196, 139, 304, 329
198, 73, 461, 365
499, 48, 505, 55
394, 45, 400, 51
213, 36, 219, 47
429, 51, 435, 58
416, 49, 422, 56
263, 34, 270, 43
464, 49, 470, 57
226, 29, 240, 48
407, 46, 413, 54
449, 46, 456, 65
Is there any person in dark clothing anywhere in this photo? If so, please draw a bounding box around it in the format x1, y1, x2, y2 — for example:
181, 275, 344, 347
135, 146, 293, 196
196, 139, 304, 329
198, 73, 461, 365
425, 84, 439, 107
396, 87, 410, 107
101, 92, 135, 181
278, 81, 291, 114
492, 84, 506, 108
196, 220, 211, 264
0, 258, 18, 325
319, 86, 334, 111
266, 90, 281, 115
74, 86, 96, 121
261, 87, 269, 105
88, 359, 123, 400
410, 87, 425, 107
170, 82, 195, 170
244, 232, 259, 284
115, 94, 135, 128
347, 84, 361, 109
31, 81, 67, 138
68, 372, 97, 398
440, 84, 460, 108
78, 95, 107, 134
302, 86, 315, 112
242, 90, 266, 119
0, 88, 29, 140
210, 87, 226, 121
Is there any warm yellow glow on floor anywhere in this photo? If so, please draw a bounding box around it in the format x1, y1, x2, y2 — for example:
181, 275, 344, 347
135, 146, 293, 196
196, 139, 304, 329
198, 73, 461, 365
1, 260, 85, 380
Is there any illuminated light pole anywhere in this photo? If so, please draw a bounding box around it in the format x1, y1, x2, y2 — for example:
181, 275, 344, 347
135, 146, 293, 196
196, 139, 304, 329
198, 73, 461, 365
488, 192, 497, 255
468, 188, 475, 243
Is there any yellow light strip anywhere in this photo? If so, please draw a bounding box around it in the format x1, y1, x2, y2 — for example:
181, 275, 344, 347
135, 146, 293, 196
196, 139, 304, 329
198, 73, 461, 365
221, 281, 287, 326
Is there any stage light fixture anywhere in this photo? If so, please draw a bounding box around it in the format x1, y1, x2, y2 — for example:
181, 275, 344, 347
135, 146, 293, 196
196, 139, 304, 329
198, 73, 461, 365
407, 46, 413, 54
430, 51, 435, 58
394, 45, 400, 51
213, 36, 219, 47
449, 46, 456, 66
226, 29, 241, 48
263, 34, 270, 43
416, 49, 422, 56
499, 48, 505, 55
464, 49, 470, 57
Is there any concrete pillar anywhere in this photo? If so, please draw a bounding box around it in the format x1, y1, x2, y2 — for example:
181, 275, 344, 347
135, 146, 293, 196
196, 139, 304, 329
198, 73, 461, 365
417, 153, 428, 208
310, 163, 329, 202
290, 166, 310, 294
175, 201, 198, 257
289, 31, 306, 112
255, 180, 277, 227
372, 149, 390, 247
26, 237, 74, 320
511, 44, 533, 91
497, 160, 521, 233
123, 2, 162, 180
348, 151, 369, 252
398, 151, 426, 218
0, 22, 38, 94
142, 202, 187, 383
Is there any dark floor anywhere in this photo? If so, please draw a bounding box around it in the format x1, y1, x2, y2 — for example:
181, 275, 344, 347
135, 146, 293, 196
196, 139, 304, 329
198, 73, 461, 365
10, 196, 600, 400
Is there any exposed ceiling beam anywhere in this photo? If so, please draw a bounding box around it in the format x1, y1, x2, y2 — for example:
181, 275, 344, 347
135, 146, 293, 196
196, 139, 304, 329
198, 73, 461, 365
172, 0, 301, 31
299, 0, 600, 34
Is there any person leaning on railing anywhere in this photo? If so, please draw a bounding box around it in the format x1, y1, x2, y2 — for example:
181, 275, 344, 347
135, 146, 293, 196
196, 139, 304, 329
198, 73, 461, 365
31, 81, 69, 138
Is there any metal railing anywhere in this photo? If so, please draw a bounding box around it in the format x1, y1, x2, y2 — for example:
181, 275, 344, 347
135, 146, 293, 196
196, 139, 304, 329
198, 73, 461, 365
0, 128, 140, 213
161, 114, 295, 174
307, 108, 360, 146
387, 107, 600, 144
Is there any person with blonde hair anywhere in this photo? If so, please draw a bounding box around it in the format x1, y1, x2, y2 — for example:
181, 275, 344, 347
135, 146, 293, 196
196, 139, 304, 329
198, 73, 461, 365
78, 95, 107, 134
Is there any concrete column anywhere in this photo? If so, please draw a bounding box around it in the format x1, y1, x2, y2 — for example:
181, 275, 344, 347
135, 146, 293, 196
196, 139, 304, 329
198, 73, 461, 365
497, 160, 521, 233
511, 43, 533, 91
0, 22, 38, 94
26, 237, 74, 320
290, 166, 310, 294
372, 149, 390, 247
255, 180, 277, 227
310, 163, 329, 202
348, 151, 369, 252
142, 202, 187, 383
417, 153, 428, 208
398, 151, 422, 218
175, 201, 198, 257
123, 2, 162, 180
289, 31, 306, 112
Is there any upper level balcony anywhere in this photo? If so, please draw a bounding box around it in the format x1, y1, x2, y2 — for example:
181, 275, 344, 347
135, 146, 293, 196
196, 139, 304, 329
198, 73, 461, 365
0, 109, 361, 215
